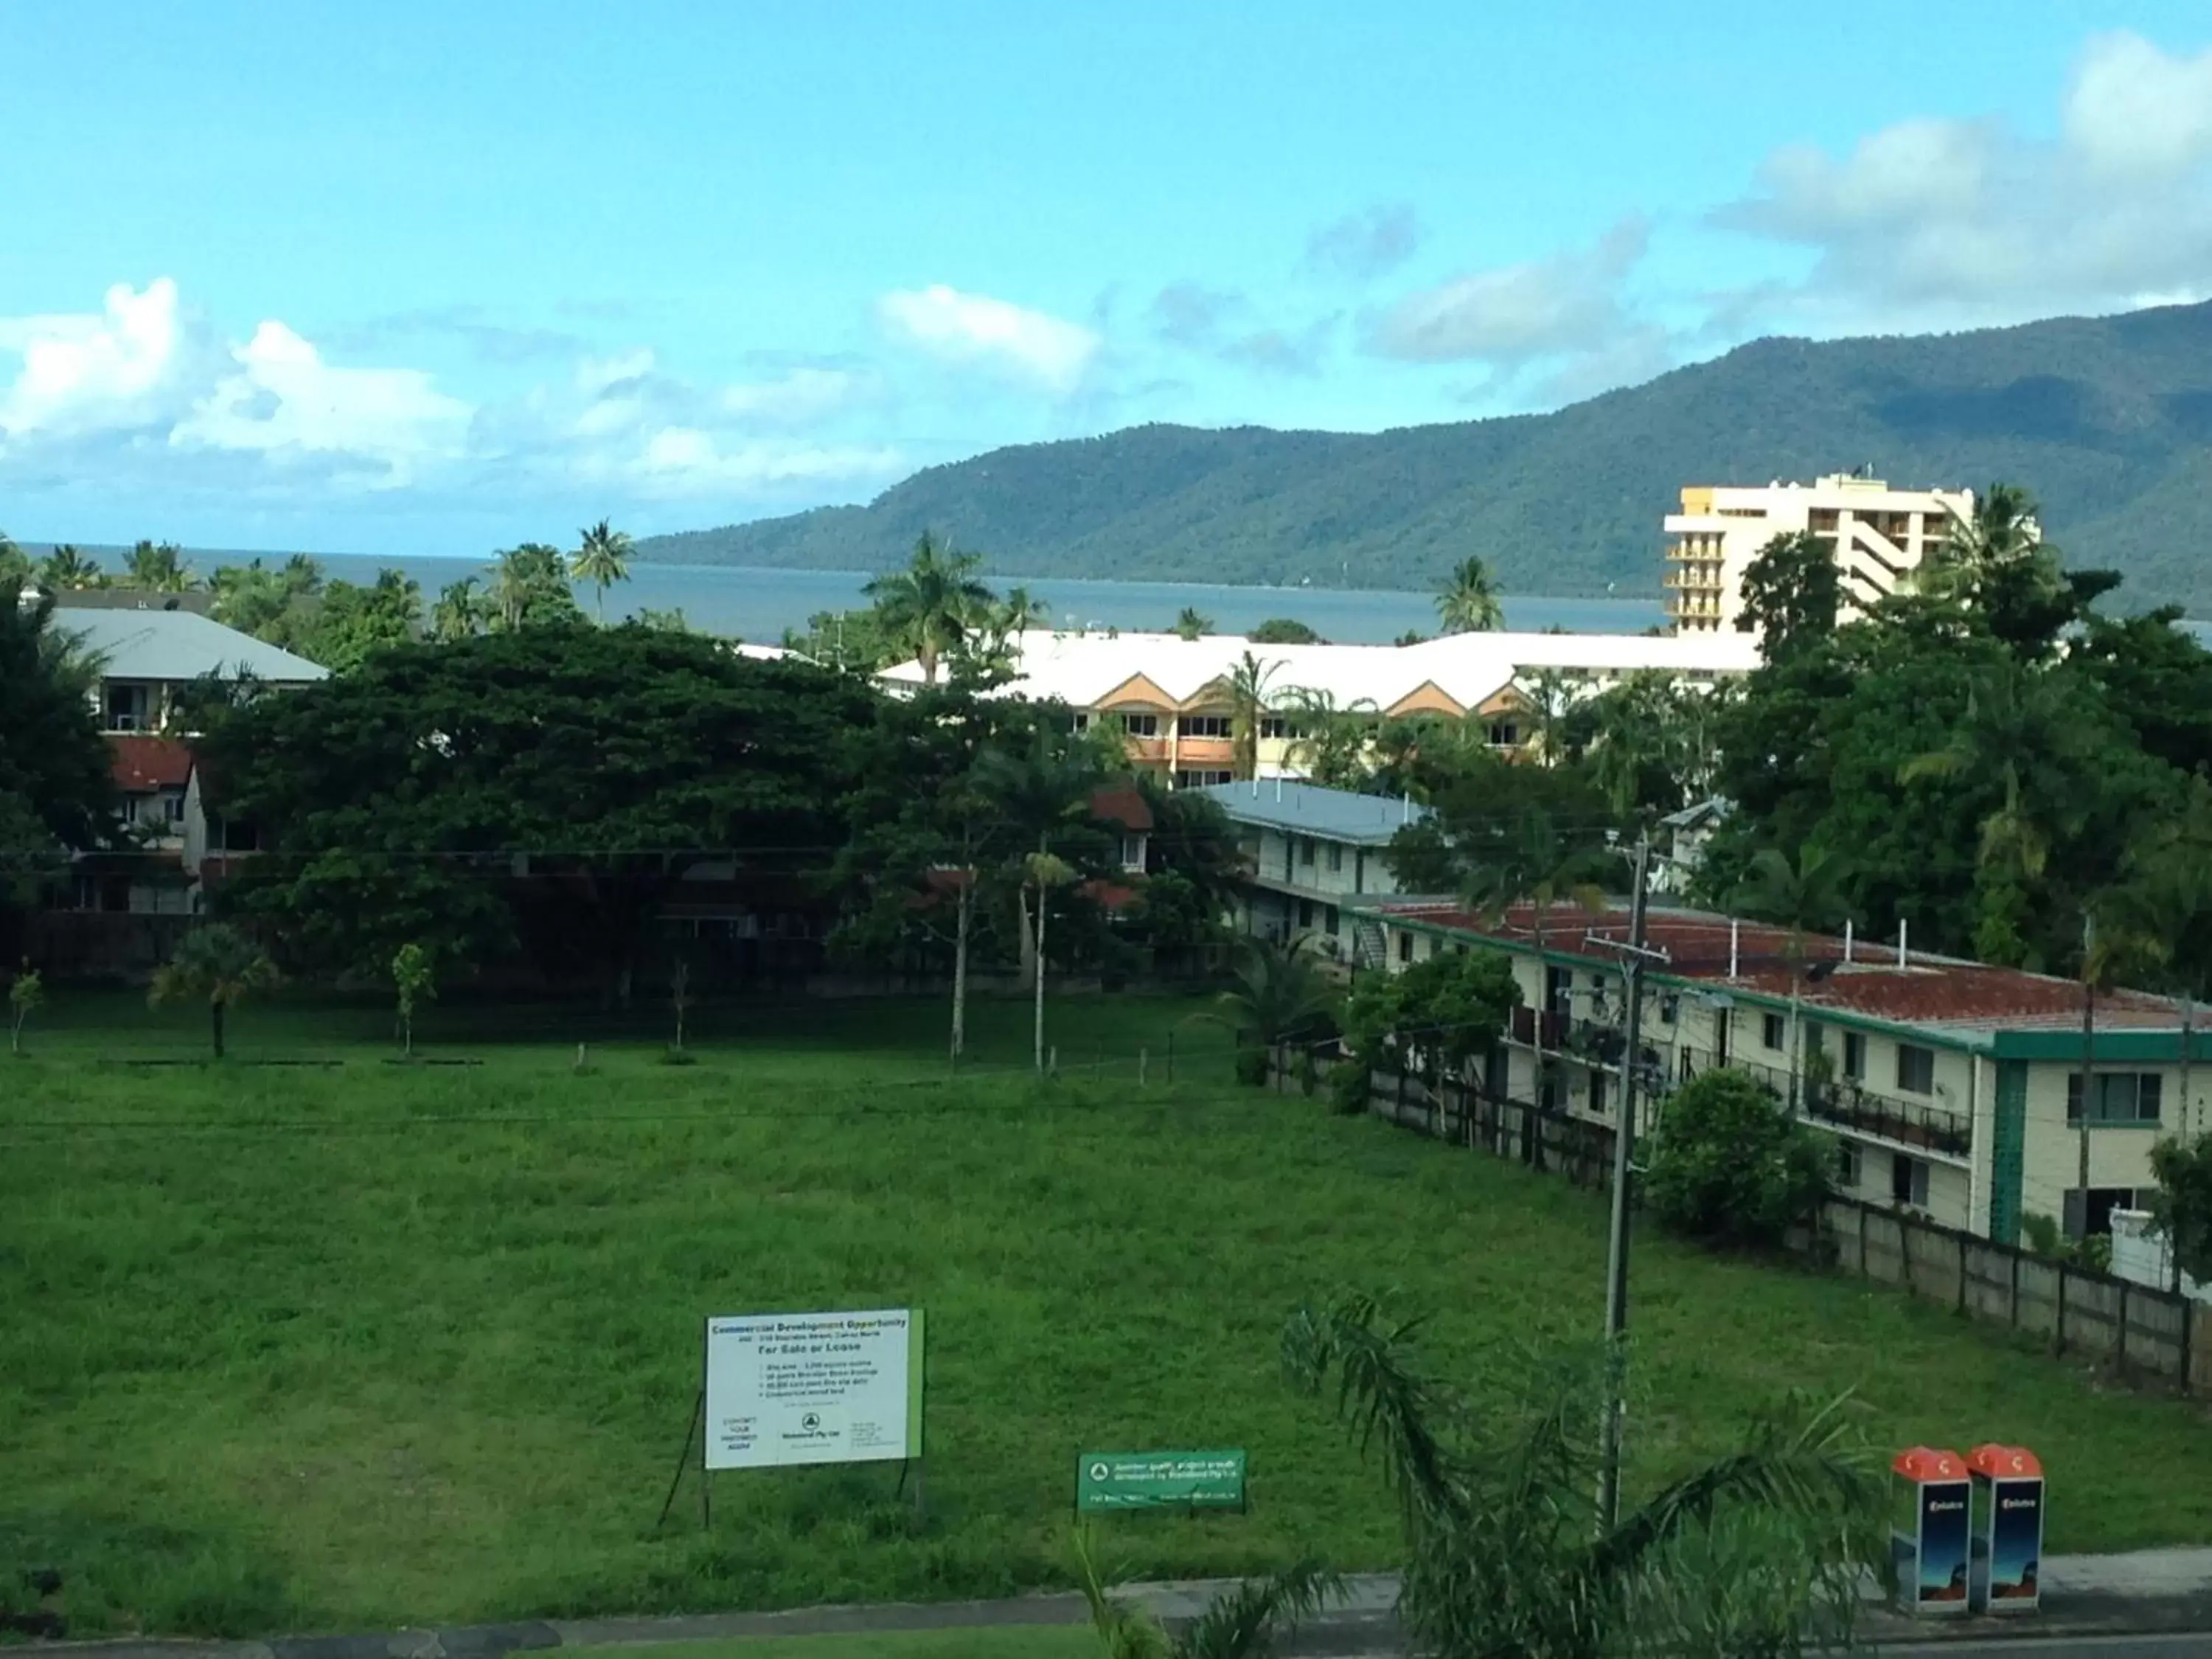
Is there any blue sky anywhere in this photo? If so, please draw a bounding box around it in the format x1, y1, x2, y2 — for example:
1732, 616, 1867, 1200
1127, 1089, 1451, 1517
2, 0, 2209, 556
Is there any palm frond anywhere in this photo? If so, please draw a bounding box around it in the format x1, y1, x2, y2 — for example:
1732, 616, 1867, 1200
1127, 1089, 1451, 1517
1281, 1296, 1461, 1526
1172, 1559, 1340, 1659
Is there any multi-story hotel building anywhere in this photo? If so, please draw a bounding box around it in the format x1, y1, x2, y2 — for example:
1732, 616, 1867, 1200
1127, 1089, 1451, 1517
1666, 472, 1976, 635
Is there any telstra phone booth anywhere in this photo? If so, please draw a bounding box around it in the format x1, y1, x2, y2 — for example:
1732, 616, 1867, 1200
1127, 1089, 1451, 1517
1968, 1443, 2045, 1613
1891, 1446, 1972, 1616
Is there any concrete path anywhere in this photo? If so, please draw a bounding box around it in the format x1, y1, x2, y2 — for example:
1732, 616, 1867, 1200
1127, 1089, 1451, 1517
36, 1551, 2212, 1659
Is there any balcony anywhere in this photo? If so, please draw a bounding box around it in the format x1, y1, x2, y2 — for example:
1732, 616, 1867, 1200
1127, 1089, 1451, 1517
1175, 736, 1235, 765
1663, 568, 1722, 592
1805, 1080, 1972, 1161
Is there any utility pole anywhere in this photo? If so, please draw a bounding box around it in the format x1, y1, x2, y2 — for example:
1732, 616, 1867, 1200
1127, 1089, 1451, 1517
1587, 835, 1665, 1531
2076, 911, 2096, 1237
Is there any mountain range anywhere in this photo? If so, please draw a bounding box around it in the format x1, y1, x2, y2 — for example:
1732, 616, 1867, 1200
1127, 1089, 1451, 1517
637, 299, 2212, 611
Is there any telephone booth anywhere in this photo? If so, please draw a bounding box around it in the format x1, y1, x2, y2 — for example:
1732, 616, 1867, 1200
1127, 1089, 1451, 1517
1968, 1444, 2044, 1613
1891, 1447, 1972, 1616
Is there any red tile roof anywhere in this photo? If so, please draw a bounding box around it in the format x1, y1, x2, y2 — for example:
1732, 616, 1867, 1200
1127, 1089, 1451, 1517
1379, 899, 2188, 1032
1089, 785, 1155, 832
109, 735, 193, 793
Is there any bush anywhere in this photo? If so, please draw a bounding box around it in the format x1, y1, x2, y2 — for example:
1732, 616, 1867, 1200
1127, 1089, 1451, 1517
1235, 1046, 1271, 1088
1331, 1058, 1373, 1116
1644, 1068, 1831, 1248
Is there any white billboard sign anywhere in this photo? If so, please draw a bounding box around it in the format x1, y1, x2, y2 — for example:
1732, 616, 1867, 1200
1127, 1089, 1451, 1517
703, 1307, 924, 1471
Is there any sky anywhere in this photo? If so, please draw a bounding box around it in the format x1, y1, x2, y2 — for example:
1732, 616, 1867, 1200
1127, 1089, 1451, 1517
2, 0, 2210, 557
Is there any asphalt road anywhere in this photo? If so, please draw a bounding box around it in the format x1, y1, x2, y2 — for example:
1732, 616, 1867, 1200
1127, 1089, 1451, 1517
1879, 1637, 2212, 1657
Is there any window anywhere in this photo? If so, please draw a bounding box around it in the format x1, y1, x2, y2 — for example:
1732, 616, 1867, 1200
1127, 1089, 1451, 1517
1895, 1043, 1935, 1096
1891, 1154, 1930, 1210
1589, 1073, 1608, 1118
1299, 838, 1317, 866
1180, 714, 1230, 738
1486, 720, 1520, 747
1297, 900, 1315, 930
1843, 1031, 1867, 1082
1545, 965, 1572, 1015
1070, 712, 1091, 732
1323, 904, 1340, 936
1658, 993, 1679, 1026
105, 684, 150, 731
161, 793, 185, 824
1324, 842, 1343, 872
1835, 1141, 1863, 1190
2065, 1186, 2142, 1239
1259, 717, 1288, 740
1396, 931, 1413, 964
1761, 1012, 1786, 1051
2067, 1072, 2163, 1127
1172, 769, 1232, 788
1119, 713, 1159, 737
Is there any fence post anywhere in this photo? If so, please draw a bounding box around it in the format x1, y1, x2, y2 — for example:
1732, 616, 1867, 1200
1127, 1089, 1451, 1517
1957, 1235, 1968, 1317
2009, 1247, 2021, 1335
2055, 1266, 2068, 1356
2118, 1281, 2132, 1377
1859, 1204, 1868, 1279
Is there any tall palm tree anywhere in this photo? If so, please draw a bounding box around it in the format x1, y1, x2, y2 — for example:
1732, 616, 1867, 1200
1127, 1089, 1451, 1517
149, 924, 279, 1060
36, 545, 105, 590
1436, 555, 1507, 634
864, 531, 996, 684
124, 539, 197, 592
431, 577, 487, 642
972, 723, 1107, 1070
487, 543, 577, 632
1225, 651, 1280, 782
1282, 1295, 1883, 1659
570, 519, 635, 622
1732, 844, 1852, 1110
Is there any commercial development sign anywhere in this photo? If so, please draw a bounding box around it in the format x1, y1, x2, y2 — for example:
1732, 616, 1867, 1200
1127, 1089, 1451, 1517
1077, 1449, 1247, 1512
704, 1308, 923, 1471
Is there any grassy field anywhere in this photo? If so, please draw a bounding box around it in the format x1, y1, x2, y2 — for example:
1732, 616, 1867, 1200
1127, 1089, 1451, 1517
5, 988, 2212, 1638
593, 1635, 1093, 1658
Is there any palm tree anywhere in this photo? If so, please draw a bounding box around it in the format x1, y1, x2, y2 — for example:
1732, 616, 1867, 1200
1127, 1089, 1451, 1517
864, 531, 996, 684
36, 545, 105, 590
123, 539, 197, 592
1074, 1524, 1336, 1658
1174, 607, 1214, 641
1203, 935, 1339, 1077
570, 519, 635, 622
487, 543, 577, 632
1282, 1295, 1883, 1659
972, 724, 1107, 1070
149, 924, 279, 1060
1517, 667, 1587, 768
431, 577, 487, 642
1282, 686, 1379, 788
1899, 660, 2094, 964
1436, 555, 1506, 634
1732, 845, 1852, 1110
0, 530, 27, 586
1225, 651, 1280, 782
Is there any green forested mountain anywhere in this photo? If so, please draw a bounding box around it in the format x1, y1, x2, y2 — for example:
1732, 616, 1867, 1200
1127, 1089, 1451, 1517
639, 299, 2212, 609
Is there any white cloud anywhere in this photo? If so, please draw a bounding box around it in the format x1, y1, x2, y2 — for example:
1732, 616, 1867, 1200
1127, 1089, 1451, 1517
877, 284, 1099, 392
0, 278, 196, 438
174, 321, 471, 479
720, 366, 872, 425
627, 427, 903, 497
1366, 219, 1650, 366
1718, 32, 2212, 328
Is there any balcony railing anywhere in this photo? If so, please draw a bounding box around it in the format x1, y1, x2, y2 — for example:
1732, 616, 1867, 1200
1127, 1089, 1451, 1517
1804, 1080, 1972, 1161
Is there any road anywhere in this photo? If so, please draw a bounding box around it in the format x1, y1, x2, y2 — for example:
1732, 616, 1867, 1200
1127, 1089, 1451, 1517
1879, 1637, 2212, 1657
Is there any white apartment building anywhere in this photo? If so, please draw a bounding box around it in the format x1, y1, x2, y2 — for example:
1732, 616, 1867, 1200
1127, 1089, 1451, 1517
1355, 894, 2208, 1248
1197, 779, 1436, 967
1666, 472, 1975, 636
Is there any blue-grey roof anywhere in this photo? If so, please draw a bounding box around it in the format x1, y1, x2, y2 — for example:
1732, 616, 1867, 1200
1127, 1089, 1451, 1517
1197, 779, 1431, 844
58, 608, 327, 684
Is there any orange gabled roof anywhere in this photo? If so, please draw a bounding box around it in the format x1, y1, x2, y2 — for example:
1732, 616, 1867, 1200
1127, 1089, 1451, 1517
1096, 672, 1179, 710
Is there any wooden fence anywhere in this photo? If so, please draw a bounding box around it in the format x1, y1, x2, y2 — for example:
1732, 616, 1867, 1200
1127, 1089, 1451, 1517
1277, 1047, 2212, 1399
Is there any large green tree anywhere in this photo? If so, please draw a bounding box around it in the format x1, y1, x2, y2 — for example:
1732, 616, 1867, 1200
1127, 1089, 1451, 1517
571, 519, 635, 621
0, 583, 119, 942
863, 531, 995, 684
487, 543, 585, 632
197, 628, 883, 994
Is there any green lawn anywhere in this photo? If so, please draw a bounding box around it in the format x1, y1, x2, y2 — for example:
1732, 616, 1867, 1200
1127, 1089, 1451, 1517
591, 1633, 1093, 1659
5, 990, 2211, 1638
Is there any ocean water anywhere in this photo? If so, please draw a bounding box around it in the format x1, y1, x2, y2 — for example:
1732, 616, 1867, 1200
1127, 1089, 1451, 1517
237, 553, 1670, 644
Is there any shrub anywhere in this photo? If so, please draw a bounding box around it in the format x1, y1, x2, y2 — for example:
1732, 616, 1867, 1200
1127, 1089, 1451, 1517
1644, 1068, 1831, 1248
1331, 1058, 1372, 1116
1235, 1046, 1271, 1088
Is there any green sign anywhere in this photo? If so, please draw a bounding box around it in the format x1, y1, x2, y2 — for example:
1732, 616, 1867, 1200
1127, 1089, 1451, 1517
1077, 1449, 1247, 1513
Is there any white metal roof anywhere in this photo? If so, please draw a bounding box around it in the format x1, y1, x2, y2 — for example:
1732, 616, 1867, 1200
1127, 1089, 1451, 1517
60, 608, 329, 684
880, 628, 1759, 714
